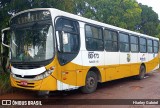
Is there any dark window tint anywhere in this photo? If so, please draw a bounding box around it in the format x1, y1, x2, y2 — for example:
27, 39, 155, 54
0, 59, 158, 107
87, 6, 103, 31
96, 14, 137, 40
56, 18, 79, 53
147, 39, 153, 53
85, 25, 103, 51
56, 18, 78, 33
139, 37, 147, 53
119, 33, 129, 52
55, 18, 80, 65
104, 29, 118, 51
130, 35, 138, 52
154, 40, 159, 53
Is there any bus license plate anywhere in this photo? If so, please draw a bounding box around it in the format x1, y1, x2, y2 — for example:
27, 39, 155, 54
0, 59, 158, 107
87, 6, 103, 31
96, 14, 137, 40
20, 81, 28, 86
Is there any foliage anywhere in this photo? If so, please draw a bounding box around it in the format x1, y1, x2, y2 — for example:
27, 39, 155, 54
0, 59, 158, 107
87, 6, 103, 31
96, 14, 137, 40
75, 0, 142, 31
138, 4, 159, 36
156, 23, 160, 38
0, 69, 11, 95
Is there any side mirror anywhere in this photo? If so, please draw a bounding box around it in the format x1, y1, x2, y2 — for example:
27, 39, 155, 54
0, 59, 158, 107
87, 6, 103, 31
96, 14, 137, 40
1, 27, 10, 48
62, 31, 68, 45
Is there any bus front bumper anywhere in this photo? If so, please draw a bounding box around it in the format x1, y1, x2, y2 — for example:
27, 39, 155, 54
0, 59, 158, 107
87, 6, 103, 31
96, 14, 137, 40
10, 75, 57, 91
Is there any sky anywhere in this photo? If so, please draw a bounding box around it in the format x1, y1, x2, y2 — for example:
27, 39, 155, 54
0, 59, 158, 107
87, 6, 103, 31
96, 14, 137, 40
137, 0, 160, 19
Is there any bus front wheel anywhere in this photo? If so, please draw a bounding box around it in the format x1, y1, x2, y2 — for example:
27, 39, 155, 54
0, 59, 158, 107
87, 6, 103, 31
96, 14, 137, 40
136, 65, 146, 80
81, 71, 98, 94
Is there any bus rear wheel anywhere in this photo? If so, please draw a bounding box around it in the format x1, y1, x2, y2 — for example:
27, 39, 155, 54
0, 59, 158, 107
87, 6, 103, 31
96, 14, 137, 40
81, 71, 98, 94
136, 65, 146, 80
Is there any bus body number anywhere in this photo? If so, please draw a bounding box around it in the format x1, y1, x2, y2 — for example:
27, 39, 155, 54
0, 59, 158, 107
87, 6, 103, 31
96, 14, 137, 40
88, 52, 99, 59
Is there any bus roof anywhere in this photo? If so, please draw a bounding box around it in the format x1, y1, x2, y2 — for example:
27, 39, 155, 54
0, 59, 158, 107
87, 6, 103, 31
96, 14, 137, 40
11, 8, 159, 40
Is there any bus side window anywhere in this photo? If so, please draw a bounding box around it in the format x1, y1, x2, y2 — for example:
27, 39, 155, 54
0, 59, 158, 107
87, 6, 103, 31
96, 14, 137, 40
130, 35, 139, 52
104, 29, 118, 52
147, 39, 153, 53
153, 40, 159, 53
139, 37, 147, 53
85, 25, 103, 51
119, 33, 129, 52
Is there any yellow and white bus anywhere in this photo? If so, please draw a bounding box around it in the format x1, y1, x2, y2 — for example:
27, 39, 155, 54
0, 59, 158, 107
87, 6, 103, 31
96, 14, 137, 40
1, 8, 159, 94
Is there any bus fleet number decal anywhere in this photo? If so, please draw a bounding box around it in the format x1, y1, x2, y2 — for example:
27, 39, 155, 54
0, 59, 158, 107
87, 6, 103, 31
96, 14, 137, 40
88, 52, 99, 63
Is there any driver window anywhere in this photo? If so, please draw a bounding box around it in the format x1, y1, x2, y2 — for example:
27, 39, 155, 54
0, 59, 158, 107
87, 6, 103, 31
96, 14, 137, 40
55, 18, 79, 53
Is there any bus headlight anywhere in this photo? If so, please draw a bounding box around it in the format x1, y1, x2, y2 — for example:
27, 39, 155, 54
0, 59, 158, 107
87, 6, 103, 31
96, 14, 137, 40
35, 67, 54, 80
11, 72, 16, 78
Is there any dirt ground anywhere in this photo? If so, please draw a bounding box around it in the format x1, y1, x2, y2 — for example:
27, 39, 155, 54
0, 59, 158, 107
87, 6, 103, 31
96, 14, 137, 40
0, 70, 160, 108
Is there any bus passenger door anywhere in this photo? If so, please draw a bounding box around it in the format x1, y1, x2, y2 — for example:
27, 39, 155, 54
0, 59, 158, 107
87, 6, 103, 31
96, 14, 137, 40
55, 17, 80, 90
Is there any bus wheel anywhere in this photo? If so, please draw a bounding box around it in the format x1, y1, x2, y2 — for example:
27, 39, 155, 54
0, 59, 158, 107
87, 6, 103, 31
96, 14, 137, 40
136, 65, 146, 80
81, 71, 98, 93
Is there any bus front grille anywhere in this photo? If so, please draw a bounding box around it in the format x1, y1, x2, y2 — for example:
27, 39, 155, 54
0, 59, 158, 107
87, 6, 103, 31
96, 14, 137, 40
12, 64, 42, 69
15, 74, 36, 79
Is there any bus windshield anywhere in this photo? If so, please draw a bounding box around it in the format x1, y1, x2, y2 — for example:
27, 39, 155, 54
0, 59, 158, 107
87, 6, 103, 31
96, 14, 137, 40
11, 23, 54, 62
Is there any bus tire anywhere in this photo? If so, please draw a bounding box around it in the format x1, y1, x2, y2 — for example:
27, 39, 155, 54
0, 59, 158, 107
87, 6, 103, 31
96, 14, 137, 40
136, 65, 146, 80
81, 71, 98, 94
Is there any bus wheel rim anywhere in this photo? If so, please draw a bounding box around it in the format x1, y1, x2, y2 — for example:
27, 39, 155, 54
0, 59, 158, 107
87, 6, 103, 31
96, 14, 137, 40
87, 77, 95, 88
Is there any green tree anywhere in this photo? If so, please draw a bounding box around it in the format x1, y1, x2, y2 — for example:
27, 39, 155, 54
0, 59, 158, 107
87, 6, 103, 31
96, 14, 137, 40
0, 0, 12, 72
74, 0, 142, 31
156, 23, 160, 38
138, 4, 159, 36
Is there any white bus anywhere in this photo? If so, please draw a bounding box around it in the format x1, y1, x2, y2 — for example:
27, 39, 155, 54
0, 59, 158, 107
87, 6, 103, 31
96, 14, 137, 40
1, 8, 159, 94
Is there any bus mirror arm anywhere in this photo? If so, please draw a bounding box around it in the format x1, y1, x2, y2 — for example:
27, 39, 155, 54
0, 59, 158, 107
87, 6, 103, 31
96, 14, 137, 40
1, 27, 10, 48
